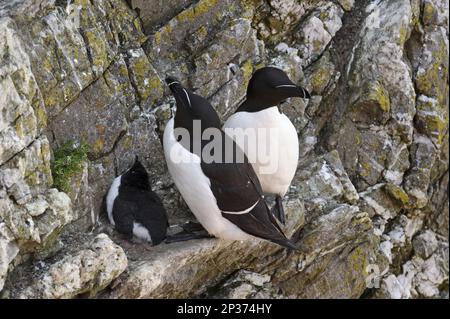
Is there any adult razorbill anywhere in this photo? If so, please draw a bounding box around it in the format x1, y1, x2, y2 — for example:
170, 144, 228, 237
163, 76, 297, 250
223, 67, 311, 224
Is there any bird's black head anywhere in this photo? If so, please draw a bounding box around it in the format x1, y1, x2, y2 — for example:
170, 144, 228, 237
166, 77, 221, 154
121, 156, 151, 190
240, 67, 311, 111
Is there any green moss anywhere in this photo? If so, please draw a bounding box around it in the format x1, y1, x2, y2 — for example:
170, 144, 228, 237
51, 140, 89, 193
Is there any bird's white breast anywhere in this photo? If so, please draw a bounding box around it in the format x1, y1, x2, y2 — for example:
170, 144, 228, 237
223, 106, 299, 196
163, 118, 252, 241
106, 175, 121, 226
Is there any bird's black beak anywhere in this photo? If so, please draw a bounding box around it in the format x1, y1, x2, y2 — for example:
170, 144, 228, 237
275, 84, 311, 99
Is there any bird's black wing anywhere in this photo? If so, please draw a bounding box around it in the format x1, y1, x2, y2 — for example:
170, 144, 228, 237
122, 189, 168, 245
200, 133, 297, 250
201, 161, 262, 212
200, 132, 263, 212
222, 200, 297, 250
112, 198, 135, 239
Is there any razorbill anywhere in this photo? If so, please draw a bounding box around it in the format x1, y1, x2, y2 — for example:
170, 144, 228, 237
106, 156, 168, 245
223, 67, 311, 225
163, 76, 297, 250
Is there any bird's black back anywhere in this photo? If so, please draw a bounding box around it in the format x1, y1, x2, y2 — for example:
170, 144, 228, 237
112, 158, 168, 245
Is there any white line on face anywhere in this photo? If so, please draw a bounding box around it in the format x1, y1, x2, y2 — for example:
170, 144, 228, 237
275, 84, 297, 88
183, 88, 192, 107
167, 81, 180, 86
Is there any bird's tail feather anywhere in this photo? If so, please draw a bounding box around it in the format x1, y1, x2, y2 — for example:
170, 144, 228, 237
271, 238, 299, 251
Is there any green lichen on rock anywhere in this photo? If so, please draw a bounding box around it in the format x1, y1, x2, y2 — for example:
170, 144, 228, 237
384, 183, 410, 206
422, 2, 436, 25
82, 29, 110, 75
415, 31, 448, 100
51, 140, 90, 194
176, 0, 218, 22
349, 81, 391, 125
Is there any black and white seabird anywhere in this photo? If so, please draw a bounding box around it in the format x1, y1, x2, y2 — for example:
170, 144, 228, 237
163, 76, 297, 250
223, 67, 311, 225
106, 157, 168, 245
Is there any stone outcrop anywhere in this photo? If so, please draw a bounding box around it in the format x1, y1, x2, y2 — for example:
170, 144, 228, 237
0, 0, 448, 299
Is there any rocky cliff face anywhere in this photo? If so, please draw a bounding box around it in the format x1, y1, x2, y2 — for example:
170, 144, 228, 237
0, 0, 448, 299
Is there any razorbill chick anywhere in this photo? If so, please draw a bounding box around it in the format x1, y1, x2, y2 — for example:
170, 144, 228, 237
163, 76, 297, 250
223, 67, 310, 225
106, 156, 168, 245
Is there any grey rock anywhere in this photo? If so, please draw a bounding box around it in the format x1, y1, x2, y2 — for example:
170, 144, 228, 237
358, 184, 407, 221
294, 3, 343, 67
15, 234, 127, 299
210, 270, 273, 299
0, 223, 19, 291
337, 0, 354, 11
191, 18, 264, 117
412, 230, 438, 259
295, 151, 359, 213
127, 0, 193, 32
